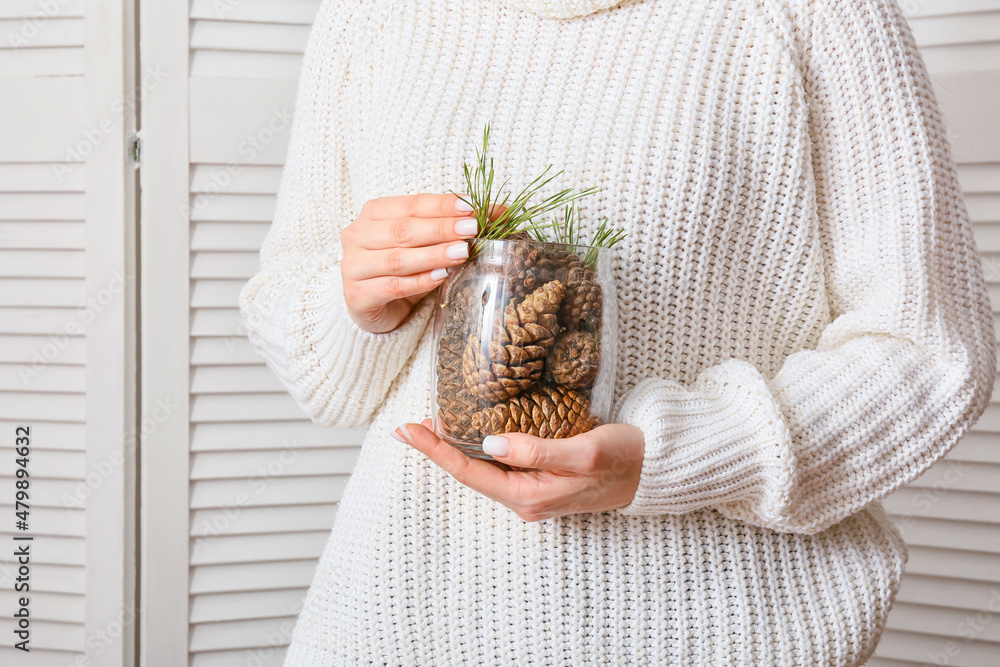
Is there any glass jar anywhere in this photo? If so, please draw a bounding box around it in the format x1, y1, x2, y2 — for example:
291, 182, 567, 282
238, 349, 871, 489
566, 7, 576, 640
430, 237, 618, 459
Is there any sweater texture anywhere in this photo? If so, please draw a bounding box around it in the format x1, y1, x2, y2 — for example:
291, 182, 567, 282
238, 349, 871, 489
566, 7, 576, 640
238, 0, 996, 664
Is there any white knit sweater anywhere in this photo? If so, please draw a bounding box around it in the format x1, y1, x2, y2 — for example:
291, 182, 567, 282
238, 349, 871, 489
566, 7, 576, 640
238, 0, 996, 664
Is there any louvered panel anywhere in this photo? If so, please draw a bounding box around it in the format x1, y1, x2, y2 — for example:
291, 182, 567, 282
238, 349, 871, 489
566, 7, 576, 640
0, 18, 85, 48
0, 648, 91, 667
903, 546, 1000, 583
0, 249, 86, 277
896, 573, 1000, 611
191, 448, 358, 479
970, 402, 1000, 430
0, 532, 83, 565
0, 504, 83, 539
0, 363, 85, 393
948, 432, 1000, 463
0, 478, 85, 510
190, 475, 350, 509
0, 77, 85, 163
189, 615, 300, 653
191, 648, 287, 667
190, 560, 317, 594
0, 307, 87, 334
967, 193, 1000, 222
191, 221, 270, 250
0, 0, 84, 17
191, 504, 337, 536
191, 251, 259, 279
191, 337, 269, 365
905, 460, 1000, 494
0, 163, 85, 190
190, 164, 282, 194
189, 78, 296, 165
883, 487, 1000, 524
191, 421, 364, 451
864, 659, 921, 667
877, 629, 999, 665
191, 307, 243, 337
0, 391, 85, 422
189, 0, 319, 25
0, 591, 84, 624
0, 447, 85, 479
0, 192, 85, 220
0, 421, 85, 450
0, 619, 84, 652
0, 563, 84, 595
191, 194, 276, 222
191, 279, 250, 307
191, 50, 307, 79
190, 531, 328, 565
0, 221, 86, 249
0, 338, 85, 367
909, 11, 1000, 47
190, 588, 308, 624
191, 364, 285, 394
886, 602, 1000, 645
190, 21, 310, 54
0, 47, 86, 76
929, 72, 1000, 163
189, 393, 310, 422
957, 163, 1000, 192
0, 278, 85, 306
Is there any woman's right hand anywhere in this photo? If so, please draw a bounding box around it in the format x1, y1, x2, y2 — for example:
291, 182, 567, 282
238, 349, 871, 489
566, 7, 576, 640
340, 193, 489, 334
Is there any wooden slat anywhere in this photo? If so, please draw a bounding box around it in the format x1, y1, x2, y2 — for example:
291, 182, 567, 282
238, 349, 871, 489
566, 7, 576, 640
190, 504, 337, 537
189, 392, 309, 422
0, 249, 86, 277
190, 164, 282, 195
886, 602, 1000, 645
190, 251, 260, 279
189, 20, 310, 54
0, 590, 84, 624
189, 0, 320, 25
189, 560, 317, 594
883, 487, 1000, 525
188, 615, 300, 652
876, 628, 1000, 665
189, 531, 328, 565
0, 391, 86, 422
191, 279, 248, 308
0, 362, 86, 393
190, 421, 364, 451
0, 0, 84, 19
0, 533, 84, 565
909, 11, 1000, 47
0, 307, 87, 335
190, 647, 287, 667
0, 563, 84, 595
189, 78, 296, 166
0, 448, 86, 480
191, 365, 285, 394
0, 193, 85, 220
190, 307, 243, 338
0, 77, 85, 163
0, 164, 86, 192
903, 546, 1000, 583
0, 478, 88, 509
0, 46, 85, 76
0, 17, 85, 48
0, 619, 83, 652
0, 279, 85, 307
0, 222, 86, 249
190, 448, 358, 479
189, 588, 307, 624
190, 475, 350, 509
191, 221, 270, 250
0, 421, 85, 450
190, 50, 305, 80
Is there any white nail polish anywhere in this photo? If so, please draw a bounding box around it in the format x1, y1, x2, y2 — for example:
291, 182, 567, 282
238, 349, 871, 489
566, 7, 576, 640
482, 435, 509, 457
454, 217, 478, 236
430, 267, 449, 281
445, 242, 470, 260
390, 430, 408, 444
398, 424, 414, 443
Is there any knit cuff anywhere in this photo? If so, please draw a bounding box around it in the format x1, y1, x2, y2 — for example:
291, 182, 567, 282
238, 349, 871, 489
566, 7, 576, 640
611, 358, 796, 520
284, 265, 436, 427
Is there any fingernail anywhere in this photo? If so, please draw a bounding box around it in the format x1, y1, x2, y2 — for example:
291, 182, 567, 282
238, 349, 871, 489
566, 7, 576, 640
390, 430, 408, 444
455, 198, 475, 213
430, 267, 449, 280
454, 217, 478, 237
482, 435, 508, 457
393, 424, 414, 444
445, 242, 469, 260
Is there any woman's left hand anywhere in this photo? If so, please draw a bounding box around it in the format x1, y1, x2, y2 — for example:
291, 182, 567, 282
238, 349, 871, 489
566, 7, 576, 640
393, 418, 646, 521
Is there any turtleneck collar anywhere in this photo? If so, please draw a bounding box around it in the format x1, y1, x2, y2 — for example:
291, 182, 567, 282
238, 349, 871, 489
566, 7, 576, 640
501, 0, 629, 19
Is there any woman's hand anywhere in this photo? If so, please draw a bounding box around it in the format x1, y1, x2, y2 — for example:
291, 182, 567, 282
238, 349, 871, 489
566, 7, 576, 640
392, 419, 646, 521
341, 193, 497, 334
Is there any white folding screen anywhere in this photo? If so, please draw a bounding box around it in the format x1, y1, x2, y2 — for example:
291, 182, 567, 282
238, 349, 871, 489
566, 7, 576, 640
128, 1, 997, 666
0, 0, 135, 666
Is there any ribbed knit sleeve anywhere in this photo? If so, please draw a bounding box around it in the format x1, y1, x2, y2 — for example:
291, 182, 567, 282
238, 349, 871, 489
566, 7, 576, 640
238, 0, 435, 429
611, 0, 996, 534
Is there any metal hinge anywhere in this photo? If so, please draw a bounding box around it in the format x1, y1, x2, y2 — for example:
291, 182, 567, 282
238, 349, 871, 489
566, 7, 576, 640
128, 132, 143, 165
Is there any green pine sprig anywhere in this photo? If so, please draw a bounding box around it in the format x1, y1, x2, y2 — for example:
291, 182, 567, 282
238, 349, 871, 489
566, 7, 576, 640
449, 122, 599, 259
583, 216, 627, 268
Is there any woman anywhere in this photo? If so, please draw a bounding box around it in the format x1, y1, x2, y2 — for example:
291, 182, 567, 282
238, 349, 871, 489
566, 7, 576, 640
239, 0, 996, 664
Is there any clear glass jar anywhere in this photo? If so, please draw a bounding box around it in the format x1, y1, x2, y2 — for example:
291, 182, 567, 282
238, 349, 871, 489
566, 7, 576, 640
430, 237, 618, 459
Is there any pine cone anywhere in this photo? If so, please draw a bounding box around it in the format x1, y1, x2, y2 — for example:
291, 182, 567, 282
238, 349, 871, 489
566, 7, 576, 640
436, 279, 482, 440
471, 384, 599, 439
547, 330, 600, 389
545, 249, 603, 331
462, 280, 565, 402
502, 232, 555, 299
